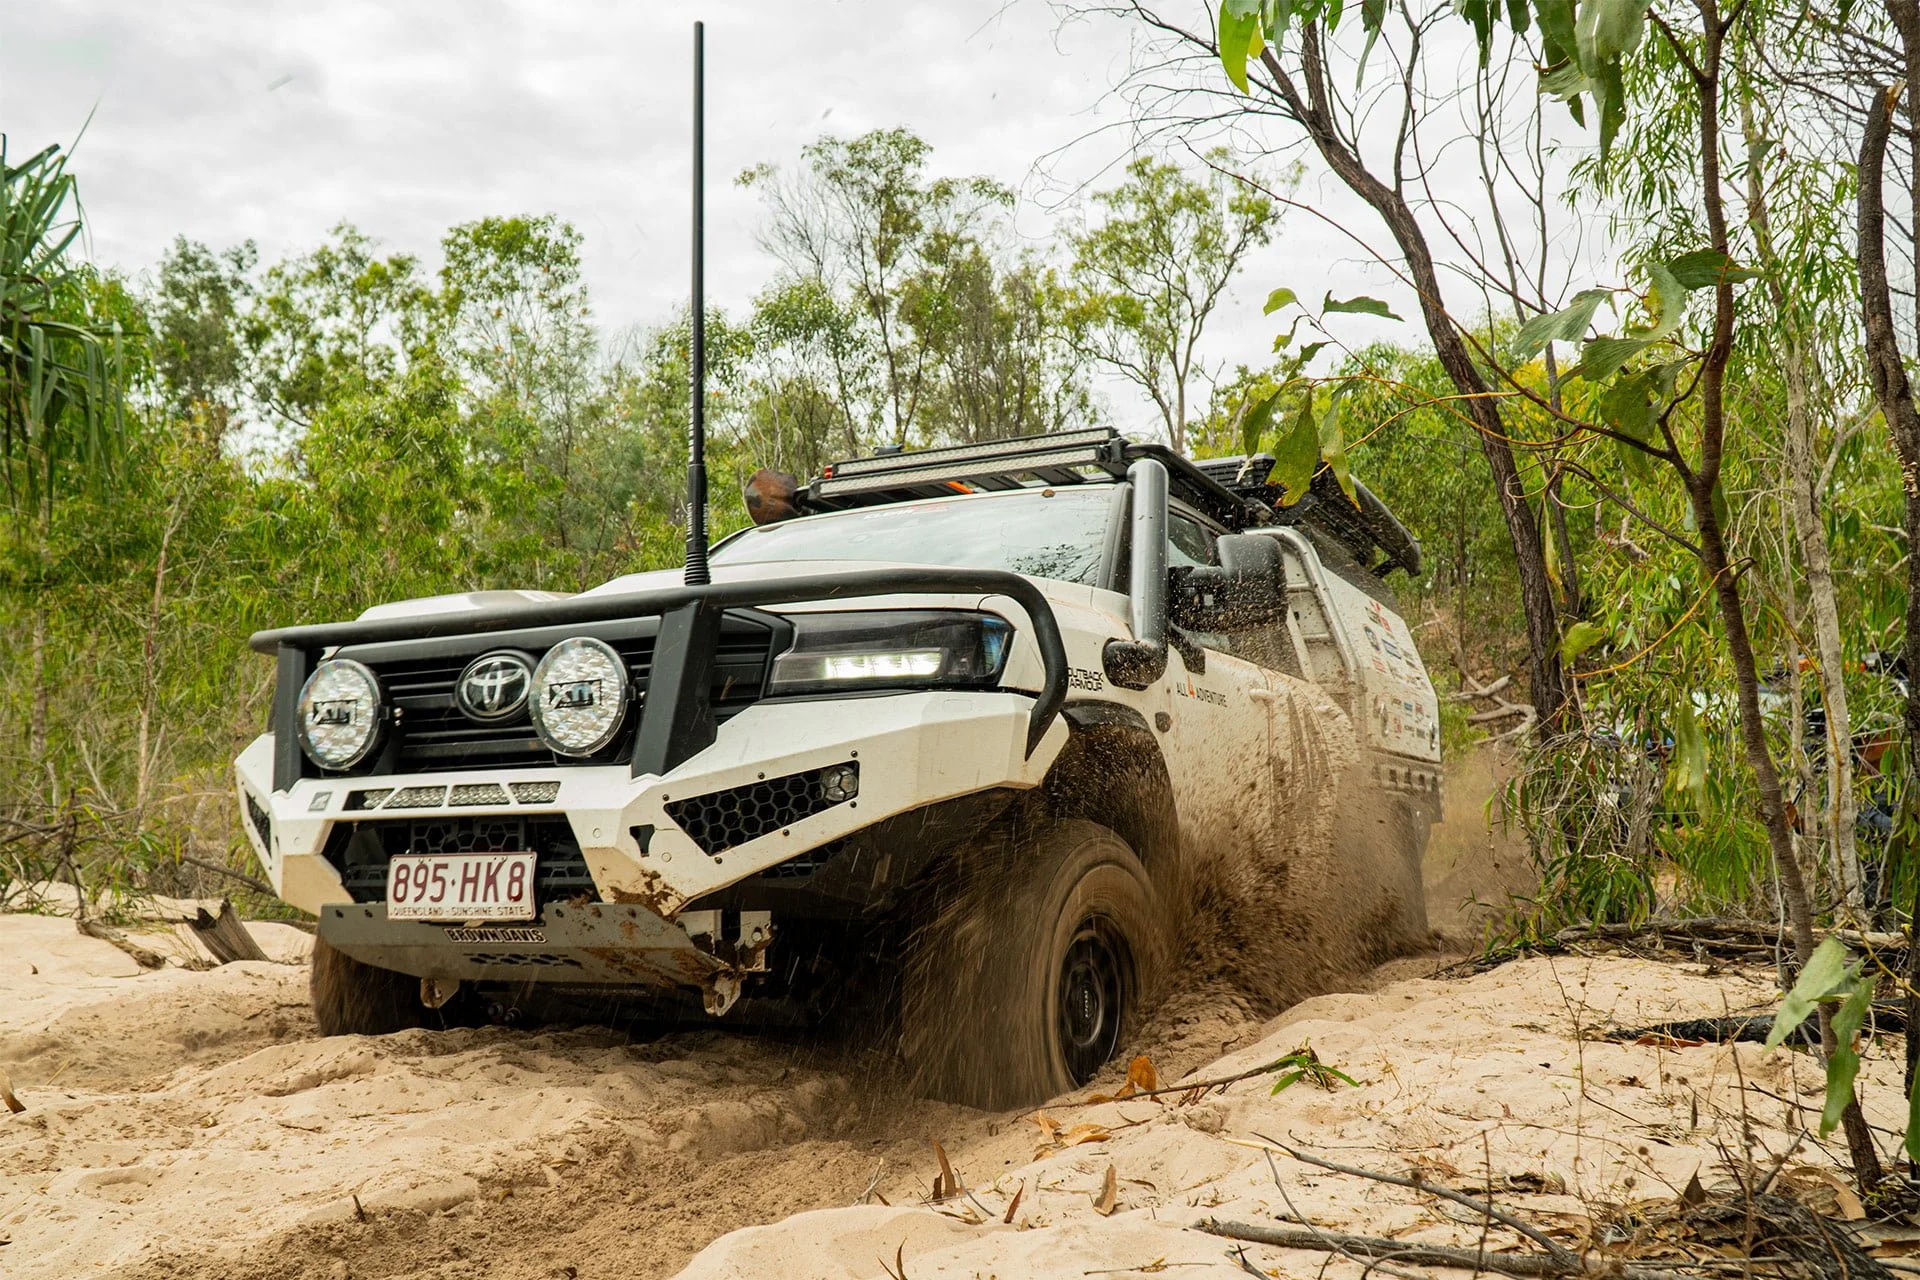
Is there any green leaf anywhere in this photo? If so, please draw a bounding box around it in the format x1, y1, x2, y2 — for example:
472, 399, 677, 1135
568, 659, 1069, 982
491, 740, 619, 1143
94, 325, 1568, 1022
1511, 288, 1610, 361
1576, 0, 1651, 69
1599, 369, 1656, 442
1539, 60, 1597, 103
1295, 340, 1328, 363
1668, 697, 1709, 814
1321, 292, 1402, 321
1263, 286, 1299, 315
1319, 395, 1358, 505
1561, 620, 1606, 663
1629, 262, 1686, 342
1271, 388, 1320, 505
1906, 1068, 1920, 1167
1822, 975, 1875, 1137
1263, 0, 1296, 44
1573, 334, 1650, 380
1239, 386, 1283, 456
1218, 1, 1263, 92
1596, 58, 1627, 164
1461, 0, 1493, 52
1666, 248, 1760, 290
1765, 937, 1855, 1050
1272, 317, 1300, 352
1543, 505, 1562, 588
1535, 0, 1577, 63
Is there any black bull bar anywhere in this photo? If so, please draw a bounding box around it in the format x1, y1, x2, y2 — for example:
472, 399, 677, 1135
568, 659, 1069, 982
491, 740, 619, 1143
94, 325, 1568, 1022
250, 568, 1071, 792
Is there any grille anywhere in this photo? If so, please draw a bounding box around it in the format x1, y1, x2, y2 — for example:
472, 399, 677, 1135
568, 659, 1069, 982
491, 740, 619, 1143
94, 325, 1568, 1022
325, 817, 597, 907
759, 836, 850, 879
339, 618, 776, 774
665, 763, 857, 857
467, 952, 584, 968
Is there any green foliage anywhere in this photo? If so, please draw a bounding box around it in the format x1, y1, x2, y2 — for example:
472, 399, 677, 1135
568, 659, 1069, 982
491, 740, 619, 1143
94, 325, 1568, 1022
1066, 152, 1281, 453
1764, 937, 1876, 1139
0, 139, 131, 531
1265, 1041, 1359, 1094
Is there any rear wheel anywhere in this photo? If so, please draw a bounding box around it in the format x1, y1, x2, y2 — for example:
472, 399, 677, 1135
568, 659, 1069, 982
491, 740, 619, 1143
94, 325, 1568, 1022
311, 934, 436, 1036
902, 819, 1167, 1109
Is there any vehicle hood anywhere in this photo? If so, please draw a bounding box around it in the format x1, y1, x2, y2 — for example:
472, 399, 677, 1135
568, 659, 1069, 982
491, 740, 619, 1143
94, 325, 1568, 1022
582, 560, 982, 597
355, 589, 573, 624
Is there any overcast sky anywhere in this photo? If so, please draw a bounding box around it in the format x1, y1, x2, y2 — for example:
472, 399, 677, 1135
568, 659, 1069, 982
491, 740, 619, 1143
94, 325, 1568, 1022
3, 0, 1512, 434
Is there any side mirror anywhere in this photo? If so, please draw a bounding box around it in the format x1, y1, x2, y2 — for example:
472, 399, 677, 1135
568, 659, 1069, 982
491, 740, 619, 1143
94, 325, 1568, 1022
1172, 533, 1287, 632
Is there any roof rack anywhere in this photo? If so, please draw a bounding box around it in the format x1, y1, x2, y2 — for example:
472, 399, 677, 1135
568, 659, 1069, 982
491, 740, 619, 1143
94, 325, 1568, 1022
1192, 453, 1423, 577
808, 427, 1256, 530
805, 428, 1422, 578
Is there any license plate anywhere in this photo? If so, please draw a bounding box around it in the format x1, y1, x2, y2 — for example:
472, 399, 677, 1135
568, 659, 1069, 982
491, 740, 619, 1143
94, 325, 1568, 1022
386, 852, 538, 922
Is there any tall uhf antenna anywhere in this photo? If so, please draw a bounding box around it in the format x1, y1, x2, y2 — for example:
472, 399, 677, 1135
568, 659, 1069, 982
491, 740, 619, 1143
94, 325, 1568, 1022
684, 19, 712, 586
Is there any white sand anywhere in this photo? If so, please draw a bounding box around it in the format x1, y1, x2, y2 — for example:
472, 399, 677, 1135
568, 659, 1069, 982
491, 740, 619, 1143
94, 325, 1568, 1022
0, 913, 1886, 1280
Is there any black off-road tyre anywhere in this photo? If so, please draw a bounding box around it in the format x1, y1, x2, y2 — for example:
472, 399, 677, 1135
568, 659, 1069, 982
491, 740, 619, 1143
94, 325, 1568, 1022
1387, 804, 1433, 947
1350, 800, 1431, 959
311, 934, 438, 1036
901, 819, 1168, 1109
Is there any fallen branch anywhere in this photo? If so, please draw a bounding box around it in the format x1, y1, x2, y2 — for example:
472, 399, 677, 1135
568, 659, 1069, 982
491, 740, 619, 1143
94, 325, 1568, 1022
175, 854, 277, 900
1196, 1220, 1664, 1280
1020, 1061, 1290, 1118
1689, 1194, 1895, 1280
1552, 918, 1904, 952
149, 898, 269, 964
76, 919, 166, 969
1242, 1135, 1577, 1267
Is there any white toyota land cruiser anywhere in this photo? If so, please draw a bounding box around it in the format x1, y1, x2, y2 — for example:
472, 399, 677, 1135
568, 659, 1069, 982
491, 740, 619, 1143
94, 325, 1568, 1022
236, 427, 1441, 1106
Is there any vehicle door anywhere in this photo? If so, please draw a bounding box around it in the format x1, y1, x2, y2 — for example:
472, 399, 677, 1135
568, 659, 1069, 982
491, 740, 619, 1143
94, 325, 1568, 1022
1152, 506, 1280, 876
1232, 530, 1359, 854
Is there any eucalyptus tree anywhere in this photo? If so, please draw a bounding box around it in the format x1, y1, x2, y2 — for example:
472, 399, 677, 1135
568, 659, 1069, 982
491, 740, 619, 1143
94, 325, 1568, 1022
1081, 2, 1574, 735
1164, 0, 1886, 1183
1064, 152, 1278, 455
741, 128, 1016, 445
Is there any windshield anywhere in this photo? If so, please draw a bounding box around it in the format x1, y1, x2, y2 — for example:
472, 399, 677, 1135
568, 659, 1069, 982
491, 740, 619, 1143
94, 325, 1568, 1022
712, 487, 1115, 585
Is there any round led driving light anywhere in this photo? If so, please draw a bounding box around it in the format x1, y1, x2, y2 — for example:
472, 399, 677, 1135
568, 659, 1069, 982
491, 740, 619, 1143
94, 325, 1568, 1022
529, 637, 629, 757
296, 658, 384, 769
819, 763, 860, 804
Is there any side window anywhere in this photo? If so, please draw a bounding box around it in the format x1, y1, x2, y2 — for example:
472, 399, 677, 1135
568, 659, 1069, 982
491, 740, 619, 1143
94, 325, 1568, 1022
1167, 514, 1216, 568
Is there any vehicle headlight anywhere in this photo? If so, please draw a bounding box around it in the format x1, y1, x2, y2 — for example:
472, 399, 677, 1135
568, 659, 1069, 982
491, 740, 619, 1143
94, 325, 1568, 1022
768, 610, 1013, 696
530, 636, 630, 756
297, 658, 384, 769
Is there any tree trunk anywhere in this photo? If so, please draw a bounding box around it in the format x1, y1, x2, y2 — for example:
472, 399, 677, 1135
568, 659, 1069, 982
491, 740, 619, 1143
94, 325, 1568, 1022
1258, 32, 1569, 734
28, 604, 47, 778
1681, 3, 1880, 1186
1781, 347, 1864, 918
1739, 77, 1866, 921
1860, 75, 1920, 1106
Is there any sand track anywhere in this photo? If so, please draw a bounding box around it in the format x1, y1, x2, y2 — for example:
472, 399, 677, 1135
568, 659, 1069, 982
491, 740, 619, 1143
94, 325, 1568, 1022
3, 910, 1903, 1280
0, 914, 1061, 1279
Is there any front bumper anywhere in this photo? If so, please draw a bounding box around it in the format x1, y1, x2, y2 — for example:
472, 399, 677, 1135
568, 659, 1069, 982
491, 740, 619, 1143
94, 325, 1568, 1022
237, 689, 1067, 998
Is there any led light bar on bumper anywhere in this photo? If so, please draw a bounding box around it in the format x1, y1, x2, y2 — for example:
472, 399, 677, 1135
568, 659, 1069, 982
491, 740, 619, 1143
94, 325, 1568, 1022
767, 610, 1012, 696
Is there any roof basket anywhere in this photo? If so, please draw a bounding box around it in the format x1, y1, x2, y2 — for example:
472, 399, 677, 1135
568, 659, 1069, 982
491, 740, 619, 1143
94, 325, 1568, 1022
1193, 453, 1423, 577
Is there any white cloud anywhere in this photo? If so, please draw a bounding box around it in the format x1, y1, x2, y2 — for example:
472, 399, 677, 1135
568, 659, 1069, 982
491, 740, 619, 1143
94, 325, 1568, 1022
4, 0, 1602, 438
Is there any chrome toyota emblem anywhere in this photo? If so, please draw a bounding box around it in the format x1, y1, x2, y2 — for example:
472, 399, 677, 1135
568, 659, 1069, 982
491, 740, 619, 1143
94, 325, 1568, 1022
456, 651, 533, 722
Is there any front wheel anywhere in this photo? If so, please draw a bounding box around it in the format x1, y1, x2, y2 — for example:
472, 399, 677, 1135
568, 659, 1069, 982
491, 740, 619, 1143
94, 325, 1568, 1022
901, 820, 1168, 1109
311, 934, 438, 1036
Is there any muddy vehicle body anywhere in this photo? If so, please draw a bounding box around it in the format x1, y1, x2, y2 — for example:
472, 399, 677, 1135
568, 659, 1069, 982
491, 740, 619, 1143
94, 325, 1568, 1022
236, 428, 1441, 1104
